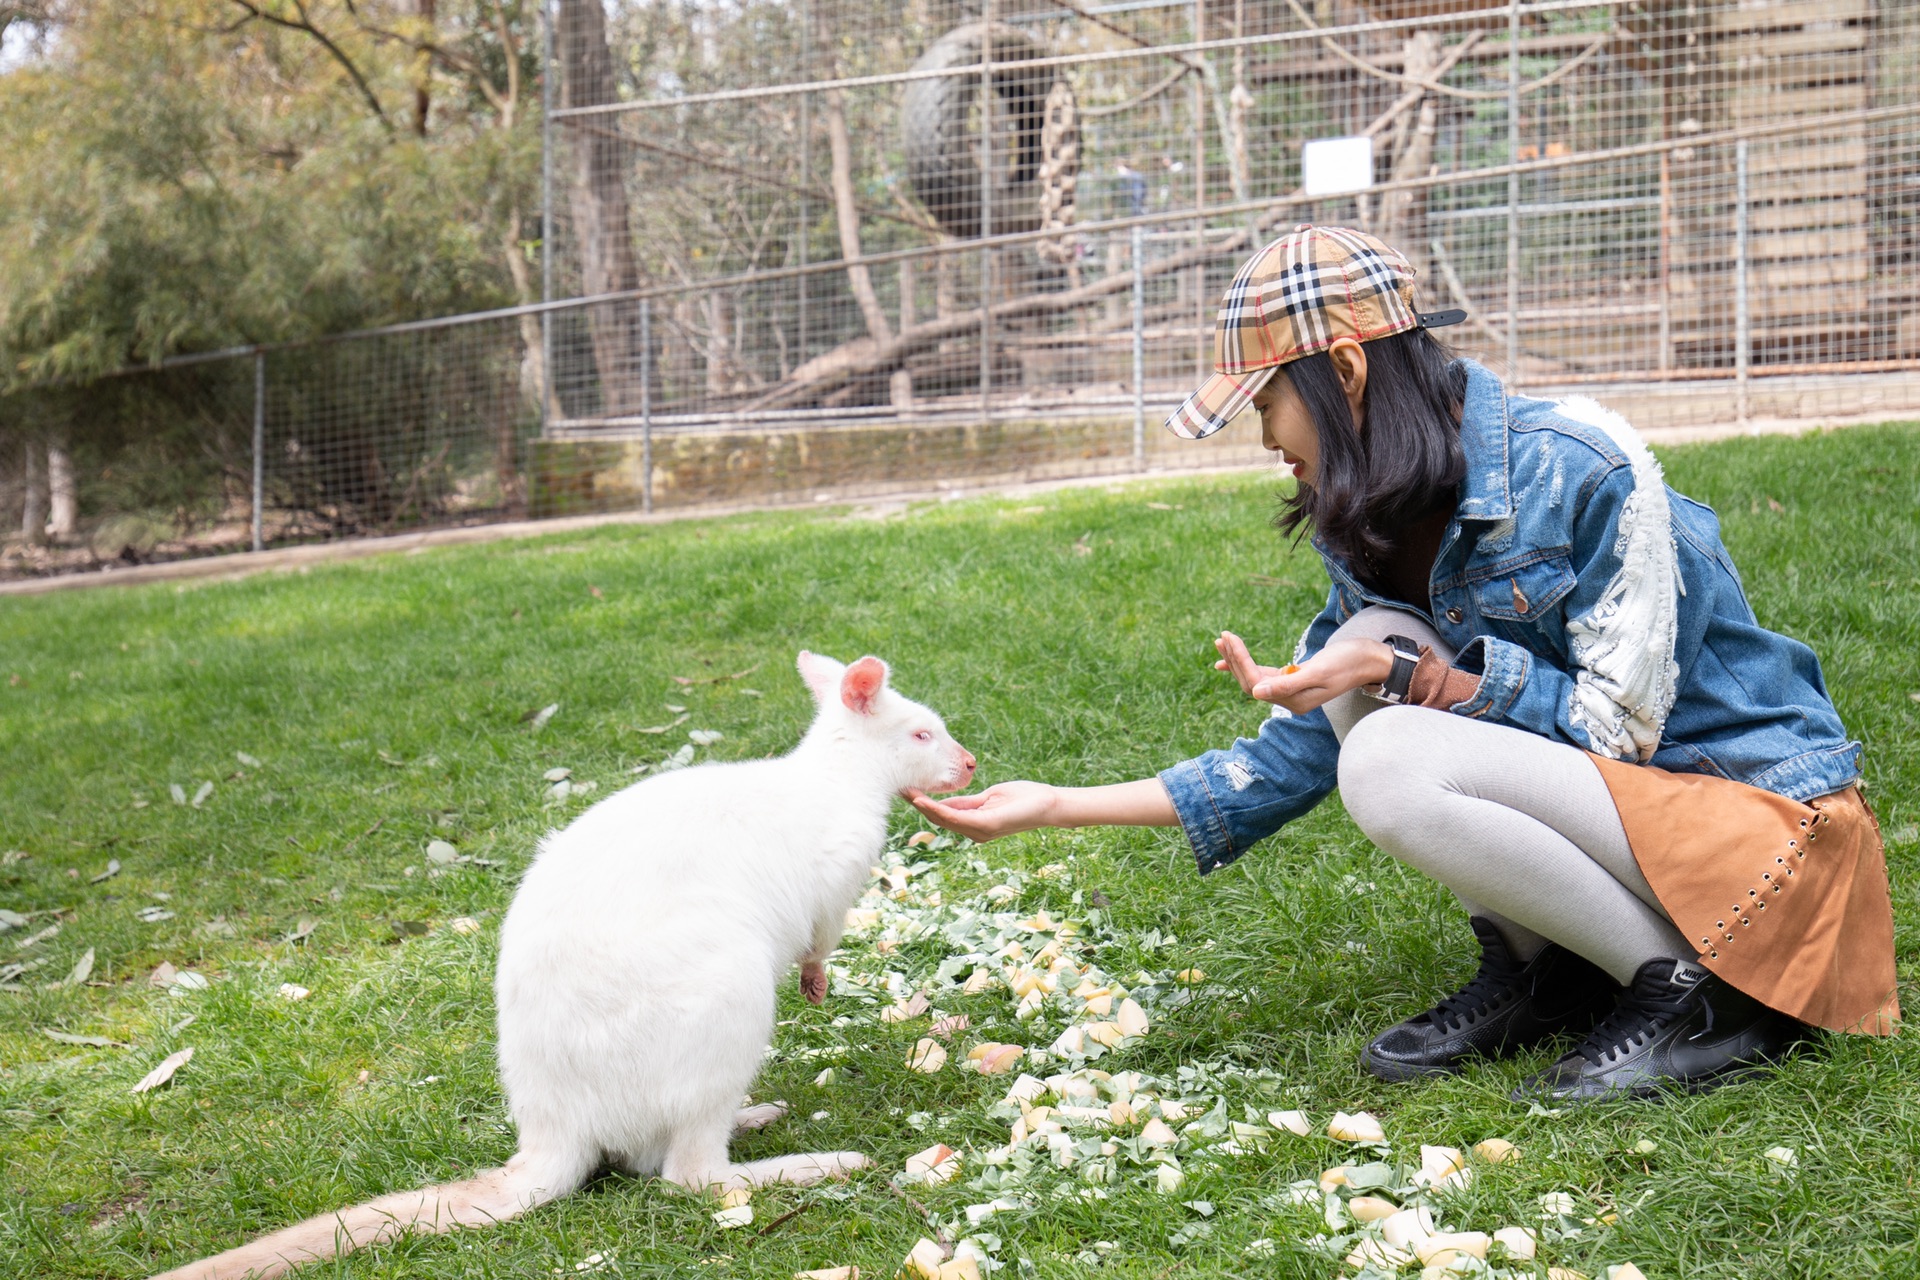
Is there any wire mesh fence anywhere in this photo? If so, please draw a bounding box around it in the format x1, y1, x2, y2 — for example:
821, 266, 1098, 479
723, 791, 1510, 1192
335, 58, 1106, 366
5, 0, 1919, 578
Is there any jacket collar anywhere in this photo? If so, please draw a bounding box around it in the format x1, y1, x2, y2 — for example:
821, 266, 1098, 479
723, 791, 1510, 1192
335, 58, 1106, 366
1453, 359, 1513, 522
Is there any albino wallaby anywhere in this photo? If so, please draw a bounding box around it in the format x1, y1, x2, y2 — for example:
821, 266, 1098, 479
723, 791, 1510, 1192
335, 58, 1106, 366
150, 651, 976, 1280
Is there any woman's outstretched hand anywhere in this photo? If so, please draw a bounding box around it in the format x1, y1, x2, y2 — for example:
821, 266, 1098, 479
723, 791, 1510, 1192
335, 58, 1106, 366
908, 781, 1060, 843
1214, 630, 1393, 715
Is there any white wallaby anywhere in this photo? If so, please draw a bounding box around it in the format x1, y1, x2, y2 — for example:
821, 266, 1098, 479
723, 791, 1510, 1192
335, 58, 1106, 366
150, 651, 976, 1280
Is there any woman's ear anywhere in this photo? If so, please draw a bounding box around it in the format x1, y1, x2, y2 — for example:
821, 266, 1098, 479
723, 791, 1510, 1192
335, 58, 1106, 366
1328, 338, 1369, 435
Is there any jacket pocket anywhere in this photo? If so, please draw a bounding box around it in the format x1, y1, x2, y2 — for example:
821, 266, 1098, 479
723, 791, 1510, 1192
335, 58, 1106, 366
1473, 552, 1577, 622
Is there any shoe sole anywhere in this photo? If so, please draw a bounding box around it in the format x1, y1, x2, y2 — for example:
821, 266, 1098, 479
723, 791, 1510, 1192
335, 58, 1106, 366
1510, 1055, 1791, 1105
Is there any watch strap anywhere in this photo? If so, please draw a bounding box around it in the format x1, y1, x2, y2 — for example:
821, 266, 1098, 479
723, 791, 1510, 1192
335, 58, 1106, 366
1378, 634, 1422, 704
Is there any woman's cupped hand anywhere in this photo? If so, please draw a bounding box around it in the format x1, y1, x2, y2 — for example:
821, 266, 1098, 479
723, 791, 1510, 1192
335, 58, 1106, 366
1213, 630, 1392, 714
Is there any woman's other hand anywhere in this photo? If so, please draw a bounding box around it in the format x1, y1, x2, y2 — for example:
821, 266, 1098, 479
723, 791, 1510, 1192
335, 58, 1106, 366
1214, 630, 1393, 715
908, 781, 1060, 842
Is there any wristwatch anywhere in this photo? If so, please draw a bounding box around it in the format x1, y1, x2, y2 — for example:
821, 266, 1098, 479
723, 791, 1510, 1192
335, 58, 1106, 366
1369, 634, 1423, 704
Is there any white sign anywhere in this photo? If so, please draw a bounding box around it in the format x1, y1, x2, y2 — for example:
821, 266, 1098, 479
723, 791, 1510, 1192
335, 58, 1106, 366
1301, 136, 1375, 197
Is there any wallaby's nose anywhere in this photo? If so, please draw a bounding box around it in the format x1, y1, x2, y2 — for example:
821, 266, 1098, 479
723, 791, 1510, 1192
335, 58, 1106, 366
961, 750, 977, 771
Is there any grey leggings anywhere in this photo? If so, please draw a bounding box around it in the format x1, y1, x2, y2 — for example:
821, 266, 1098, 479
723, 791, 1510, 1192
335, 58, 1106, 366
1325, 606, 1691, 983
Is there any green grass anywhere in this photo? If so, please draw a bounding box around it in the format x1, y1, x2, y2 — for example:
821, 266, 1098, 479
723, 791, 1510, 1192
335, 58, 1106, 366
2, 423, 1917, 1280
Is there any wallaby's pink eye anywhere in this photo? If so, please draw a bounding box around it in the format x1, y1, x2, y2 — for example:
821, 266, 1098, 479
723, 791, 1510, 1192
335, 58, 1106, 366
915, 730, 933, 742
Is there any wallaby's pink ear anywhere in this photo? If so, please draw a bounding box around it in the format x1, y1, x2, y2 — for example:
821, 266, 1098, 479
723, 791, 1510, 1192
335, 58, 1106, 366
797, 650, 845, 705
840, 656, 890, 716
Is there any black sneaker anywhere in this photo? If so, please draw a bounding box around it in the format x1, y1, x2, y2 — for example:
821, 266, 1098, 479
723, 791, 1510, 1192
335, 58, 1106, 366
1513, 957, 1803, 1102
1361, 918, 1620, 1082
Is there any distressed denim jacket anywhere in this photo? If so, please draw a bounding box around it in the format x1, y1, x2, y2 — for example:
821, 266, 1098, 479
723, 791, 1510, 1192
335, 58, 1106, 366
1159, 360, 1863, 876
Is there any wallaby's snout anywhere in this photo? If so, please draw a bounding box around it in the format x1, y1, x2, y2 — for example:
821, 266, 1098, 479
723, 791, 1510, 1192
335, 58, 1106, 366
937, 743, 978, 795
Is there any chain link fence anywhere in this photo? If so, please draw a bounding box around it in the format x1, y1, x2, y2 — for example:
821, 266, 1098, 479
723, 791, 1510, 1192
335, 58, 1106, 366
6, 0, 1918, 579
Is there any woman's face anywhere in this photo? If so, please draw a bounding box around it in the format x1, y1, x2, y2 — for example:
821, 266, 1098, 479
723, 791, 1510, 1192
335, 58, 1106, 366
1252, 372, 1321, 485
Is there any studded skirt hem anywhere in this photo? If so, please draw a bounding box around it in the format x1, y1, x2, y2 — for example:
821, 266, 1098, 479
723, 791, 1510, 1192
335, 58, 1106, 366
1589, 756, 1900, 1036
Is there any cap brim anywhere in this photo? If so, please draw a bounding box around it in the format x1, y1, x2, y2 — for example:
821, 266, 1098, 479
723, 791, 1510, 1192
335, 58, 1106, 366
1163, 365, 1278, 441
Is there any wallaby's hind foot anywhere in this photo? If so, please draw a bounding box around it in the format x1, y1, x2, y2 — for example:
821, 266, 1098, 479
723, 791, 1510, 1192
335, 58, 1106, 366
662, 1125, 869, 1194
732, 1102, 789, 1134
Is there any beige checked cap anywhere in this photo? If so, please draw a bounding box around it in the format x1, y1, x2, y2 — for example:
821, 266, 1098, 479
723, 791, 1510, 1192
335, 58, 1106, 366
1164, 224, 1464, 440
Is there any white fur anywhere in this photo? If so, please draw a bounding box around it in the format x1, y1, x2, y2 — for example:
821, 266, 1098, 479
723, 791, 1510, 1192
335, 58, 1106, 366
1551, 395, 1680, 762
148, 651, 974, 1280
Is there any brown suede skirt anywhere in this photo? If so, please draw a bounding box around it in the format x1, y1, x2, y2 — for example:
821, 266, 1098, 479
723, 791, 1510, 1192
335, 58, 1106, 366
1590, 756, 1900, 1035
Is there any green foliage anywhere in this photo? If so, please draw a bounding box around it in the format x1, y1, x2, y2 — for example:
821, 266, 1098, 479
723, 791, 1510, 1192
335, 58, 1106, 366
0, 1, 541, 389
1, 425, 1916, 1277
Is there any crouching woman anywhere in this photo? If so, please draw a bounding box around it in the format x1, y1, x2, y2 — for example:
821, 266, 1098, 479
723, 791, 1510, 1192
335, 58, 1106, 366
914, 225, 1899, 1100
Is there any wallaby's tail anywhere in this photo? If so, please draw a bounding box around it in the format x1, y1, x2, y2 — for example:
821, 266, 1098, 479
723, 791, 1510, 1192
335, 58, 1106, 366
147, 1158, 563, 1280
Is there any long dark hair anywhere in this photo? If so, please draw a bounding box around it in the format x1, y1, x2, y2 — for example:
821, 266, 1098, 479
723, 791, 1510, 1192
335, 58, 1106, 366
1273, 326, 1468, 574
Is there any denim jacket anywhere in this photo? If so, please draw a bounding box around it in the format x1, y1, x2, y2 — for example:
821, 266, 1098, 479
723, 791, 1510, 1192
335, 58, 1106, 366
1159, 360, 1863, 875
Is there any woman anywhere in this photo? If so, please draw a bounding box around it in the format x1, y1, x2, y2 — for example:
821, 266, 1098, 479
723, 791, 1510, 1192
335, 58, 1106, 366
912, 225, 1898, 1100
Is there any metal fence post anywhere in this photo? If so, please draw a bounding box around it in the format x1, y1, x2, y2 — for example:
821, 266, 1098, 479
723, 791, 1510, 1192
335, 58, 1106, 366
979, 0, 994, 421
1735, 139, 1750, 423
250, 349, 265, 552
641, 298, 654, 514
540, 0, 554, 437
1132, 223, 1146, 470
1505, 0, 1521, 388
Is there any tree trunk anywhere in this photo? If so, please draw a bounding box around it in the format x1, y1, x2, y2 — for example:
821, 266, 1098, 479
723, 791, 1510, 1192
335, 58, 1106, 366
824, 87, 893, 345
1377, 30, 1439, 269
558, 0, 645, 415
46, 433, 76, 540
412, 0, 436, 136
20, 441, 47, 547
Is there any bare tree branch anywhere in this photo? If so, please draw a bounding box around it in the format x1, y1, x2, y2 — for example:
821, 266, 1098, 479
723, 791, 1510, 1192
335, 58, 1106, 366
226, 0, 393, 130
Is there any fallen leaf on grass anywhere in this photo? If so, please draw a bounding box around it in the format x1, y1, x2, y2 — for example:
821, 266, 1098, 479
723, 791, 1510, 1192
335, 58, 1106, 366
169, 784, 187, 805
391, 921, 430, 938
425, 840, 461, 865
688, 729, 724, 746
136, 906, 175, 923
277, 983, 310, 1001
149, 962, 178, 988
285, 917, 318, 944
45, 1030, 129, 1048
712, 1204, 754, 1229
168, 972, 210, 993
523, 703, 559, 732
131, 1047, 194, 1094
906, 831, 938, 848
671, 664, 760, 688
54, 948, 95, 988
236, 752, 262, 768
14, 924, 58, 950
0, 908, 25, 929
89, 859, 122, 884
197, 919, 238, 939
634, 715, 690, 735
543, 767, 572, 782
449, 916, 482, 935
191, 782, 214, 808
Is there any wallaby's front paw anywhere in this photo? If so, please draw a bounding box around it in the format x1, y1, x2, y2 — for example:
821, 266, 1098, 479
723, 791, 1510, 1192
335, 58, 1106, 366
800, 960, 827, 1005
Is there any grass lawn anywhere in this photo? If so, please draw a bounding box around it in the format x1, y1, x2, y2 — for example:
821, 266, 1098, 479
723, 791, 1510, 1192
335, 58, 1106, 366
2, 422, 1917, 1280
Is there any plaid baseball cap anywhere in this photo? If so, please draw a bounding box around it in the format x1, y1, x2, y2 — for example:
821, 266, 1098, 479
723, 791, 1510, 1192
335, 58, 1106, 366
1164, 225, 1465, 440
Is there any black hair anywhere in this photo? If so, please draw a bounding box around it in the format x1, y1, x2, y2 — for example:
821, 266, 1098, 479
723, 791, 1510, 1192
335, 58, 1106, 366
1272, 325, 1468, 576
